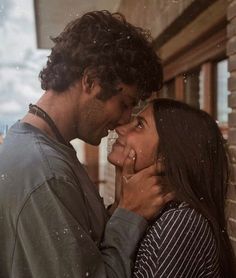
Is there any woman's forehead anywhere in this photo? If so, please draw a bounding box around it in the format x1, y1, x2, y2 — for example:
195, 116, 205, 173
130, 104, 154, 124
132, 102, 151, 117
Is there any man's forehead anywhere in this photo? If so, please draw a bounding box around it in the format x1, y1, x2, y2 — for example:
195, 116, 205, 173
118, 82, 146, 109
122, 87, 140, 104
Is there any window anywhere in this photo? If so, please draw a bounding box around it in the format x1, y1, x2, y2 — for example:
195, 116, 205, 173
183, 71, 200, 109
159, 79, 175, 99
216, 59, 231, 124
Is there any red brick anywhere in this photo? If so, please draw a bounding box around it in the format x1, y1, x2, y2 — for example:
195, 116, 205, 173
228, 146, 236, 163
228, 112, 236, 127
228, 217, 236, 237
227, 181, 236, 199
229, 163, 236, 182
228, 72, 236, 91
228, 0, 236, 21
226, 200, 236, 220
230, 239, 236, 256
227, 37, 236, 56
228, 17, 236, 38
228, 128, 236, 143
228, 54, 236, 72
228, 93, 236, 108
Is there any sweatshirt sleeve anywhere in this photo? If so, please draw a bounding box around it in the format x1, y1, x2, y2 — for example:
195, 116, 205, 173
100, 208, 148, 277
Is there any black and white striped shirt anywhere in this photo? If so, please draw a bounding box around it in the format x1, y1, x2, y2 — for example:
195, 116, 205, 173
133, 202, 221, 277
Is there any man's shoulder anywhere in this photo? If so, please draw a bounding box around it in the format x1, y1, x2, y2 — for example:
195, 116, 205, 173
0, 122, 80, 200
1, 121, 77, 173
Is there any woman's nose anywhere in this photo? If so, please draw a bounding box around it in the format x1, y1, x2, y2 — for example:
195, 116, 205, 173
115, 122, 131, 136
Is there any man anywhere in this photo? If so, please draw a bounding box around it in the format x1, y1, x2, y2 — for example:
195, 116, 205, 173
0, 11, 170, 277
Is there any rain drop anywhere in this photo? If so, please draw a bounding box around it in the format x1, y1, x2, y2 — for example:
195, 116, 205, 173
63, 228, 68, 234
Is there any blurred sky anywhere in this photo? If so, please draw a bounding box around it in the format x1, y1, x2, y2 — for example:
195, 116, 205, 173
0, 0, 49, 132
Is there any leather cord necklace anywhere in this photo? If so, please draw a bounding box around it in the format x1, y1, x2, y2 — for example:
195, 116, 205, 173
28, 104, 71, 147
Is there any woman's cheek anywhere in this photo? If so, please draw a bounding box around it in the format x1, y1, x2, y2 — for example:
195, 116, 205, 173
134, 149, 155, 172
134, 148, 147, 171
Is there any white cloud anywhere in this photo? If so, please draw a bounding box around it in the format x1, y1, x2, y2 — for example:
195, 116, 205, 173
0, 0, 49, 126
0, 100, 22, 114
19, 86, 42, 100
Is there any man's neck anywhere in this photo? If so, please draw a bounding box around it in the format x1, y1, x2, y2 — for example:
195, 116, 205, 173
21, 89, 79, 143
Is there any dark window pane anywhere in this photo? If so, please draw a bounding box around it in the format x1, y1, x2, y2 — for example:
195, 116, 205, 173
183, 72, 200, 109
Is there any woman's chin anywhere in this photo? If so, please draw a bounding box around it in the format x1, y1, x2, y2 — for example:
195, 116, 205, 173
107, 153, 124, 167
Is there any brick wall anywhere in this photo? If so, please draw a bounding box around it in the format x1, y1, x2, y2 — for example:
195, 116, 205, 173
227, 0, 236, 254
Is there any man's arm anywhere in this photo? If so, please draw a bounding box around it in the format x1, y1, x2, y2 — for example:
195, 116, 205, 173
13, 152, 172, 277
13, 179, 147, 278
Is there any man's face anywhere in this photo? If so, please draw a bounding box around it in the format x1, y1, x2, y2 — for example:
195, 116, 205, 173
76, 82, 139, 145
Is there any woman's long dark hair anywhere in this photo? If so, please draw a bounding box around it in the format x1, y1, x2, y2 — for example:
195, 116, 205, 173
152, 98, 236, 277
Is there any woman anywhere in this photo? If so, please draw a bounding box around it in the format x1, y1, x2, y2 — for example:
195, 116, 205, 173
108, 98, 236, 277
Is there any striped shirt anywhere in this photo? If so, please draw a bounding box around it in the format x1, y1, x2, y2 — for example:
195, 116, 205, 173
133, 202, 221, 278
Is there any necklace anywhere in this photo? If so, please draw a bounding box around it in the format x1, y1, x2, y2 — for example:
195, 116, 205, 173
28, 104, 71, 147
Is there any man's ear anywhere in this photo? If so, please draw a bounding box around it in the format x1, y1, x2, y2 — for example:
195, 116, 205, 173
81, 73, 94, 94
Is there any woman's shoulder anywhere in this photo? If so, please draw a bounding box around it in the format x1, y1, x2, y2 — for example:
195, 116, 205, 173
135, 201, 219, 277
148, 201, 215, 244
156, 201, 208, 227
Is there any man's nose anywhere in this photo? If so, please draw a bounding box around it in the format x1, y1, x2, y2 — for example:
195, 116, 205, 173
117, 109, 132, 126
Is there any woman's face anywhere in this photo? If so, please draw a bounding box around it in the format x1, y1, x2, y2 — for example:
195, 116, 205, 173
108, 103, 159, 172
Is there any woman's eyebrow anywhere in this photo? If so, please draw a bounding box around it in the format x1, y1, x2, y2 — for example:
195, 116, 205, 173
136, 115, 149, 127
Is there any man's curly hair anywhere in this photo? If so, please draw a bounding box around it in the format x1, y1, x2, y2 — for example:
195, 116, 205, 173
39, 10, 163, 100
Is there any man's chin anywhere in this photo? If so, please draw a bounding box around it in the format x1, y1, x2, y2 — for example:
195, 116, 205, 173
90, 138, 101, 146
81, 135, 101, 146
